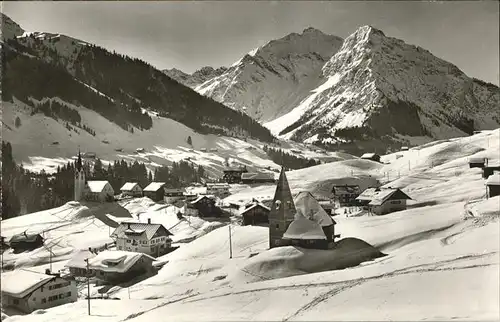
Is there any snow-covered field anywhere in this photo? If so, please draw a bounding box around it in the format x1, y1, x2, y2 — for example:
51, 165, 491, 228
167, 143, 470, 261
2, 129, 499, 321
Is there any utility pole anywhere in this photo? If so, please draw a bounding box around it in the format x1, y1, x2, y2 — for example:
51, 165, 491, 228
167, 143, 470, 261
228, 224, 233, 259
85, 258, 90, 316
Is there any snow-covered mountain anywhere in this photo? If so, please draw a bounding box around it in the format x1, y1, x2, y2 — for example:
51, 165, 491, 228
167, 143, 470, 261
265, 26, 500, 150
163, 66, 228, 88
193, 27, 344, 121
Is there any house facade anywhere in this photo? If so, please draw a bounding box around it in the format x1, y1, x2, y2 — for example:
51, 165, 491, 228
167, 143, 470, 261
143, 182, 166, 201
112, 221, 173, 257
241, 202, 270, 226
164, 188, 185, 204
88, 250, 156, 284
331, 185, 361, 206
190, 196, 222, 217
205, 183, 230, 197
9, 232, 44, 252
1, 270, 77, 313
84, 181, 115, 202
468, 157, 487, 169
356, 187, 412, 215
120, 182, 143, 197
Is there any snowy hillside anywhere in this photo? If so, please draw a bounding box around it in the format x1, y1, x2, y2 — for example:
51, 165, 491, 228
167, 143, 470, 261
266, 26, 500, 149
3, 130, 499, 322
194, 28, 344, 122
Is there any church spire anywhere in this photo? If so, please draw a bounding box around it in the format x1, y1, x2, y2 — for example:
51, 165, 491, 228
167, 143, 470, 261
76, 149, 83, 172
268, 166, 296, 248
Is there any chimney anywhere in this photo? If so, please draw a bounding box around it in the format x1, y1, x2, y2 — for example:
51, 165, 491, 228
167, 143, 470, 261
147, 218, 151, 224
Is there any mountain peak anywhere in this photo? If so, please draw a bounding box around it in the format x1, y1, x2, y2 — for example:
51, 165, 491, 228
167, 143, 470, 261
301, 27, 325, 35
1, 13, 25, 41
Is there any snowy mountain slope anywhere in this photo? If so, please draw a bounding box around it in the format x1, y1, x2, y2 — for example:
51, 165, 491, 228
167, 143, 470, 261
163, 66, 228, 88
194, 28, 344, 121
2, 100, 345, 177
3, 131, 500, 321
266, 26, 500, 151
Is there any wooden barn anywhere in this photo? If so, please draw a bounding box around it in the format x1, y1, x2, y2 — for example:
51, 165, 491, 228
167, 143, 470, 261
240, 202, 270, 226
468, 157, 487, 169
486, 173, 500, 198
360, 153, 381, 163
331, 184, 361, 206
85, 181, 115, 202
190, 196, 222, 217
143, 182, 166, 201
9, 232, 44, 253
120, 182, 143, 197
356, 187, 412, 215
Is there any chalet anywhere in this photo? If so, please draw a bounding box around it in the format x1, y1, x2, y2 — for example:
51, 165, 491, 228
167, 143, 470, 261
206, 183, 230, 197
222, 166, 248, 184
1, 269, 77, 313
88, 250, 156, 284
360, 153, 381, 163
468, 157, 487, 169
331, 184, 361, 206
143, 182, 166, 201
268, 167, 296, 248
9, 232, 44, 252
190, 195, 222, 217
65, 249, 97, 277
282, 191, 339, 249
401, 146, 409, 151
120, 182, 143, 197
241, 172, 276, 184
356, 187, 412, 215
85, 181, 115, 202
240, 201, 270, 226
482, 164, 500, 179
163, 188, 185, 204
135, 148, 145, 153
111, 220, 173, 257
486, 173, 500, 198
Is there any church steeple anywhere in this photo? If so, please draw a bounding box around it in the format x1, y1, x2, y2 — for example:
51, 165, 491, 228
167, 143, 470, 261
76, 149, 83, 172
268, 167, 296, 248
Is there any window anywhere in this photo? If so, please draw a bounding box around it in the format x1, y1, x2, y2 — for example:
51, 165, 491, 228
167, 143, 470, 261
40, 286, 44, 292
13, 299, 19, 305
41, 298, 46, 304
275, 224, 279, 229
66, 292, 71, 298
391, 200, 401, 205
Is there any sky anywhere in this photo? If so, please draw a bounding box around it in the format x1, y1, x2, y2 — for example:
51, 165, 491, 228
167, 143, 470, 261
3, 1, 499, 84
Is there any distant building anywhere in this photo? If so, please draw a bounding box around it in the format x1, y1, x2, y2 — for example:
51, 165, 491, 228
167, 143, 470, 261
206, 183, 230, 197
200, 148, 207, 152
400, 146, 409, 151
222, 166, 248, 184
120, 182, 143, 197
85, 181, 115, 202
331, 185, 361, 206
143, 182, 166, 202
1, 269, 77, 313
240, 201, 270, 226
241, 172, 276, 184
136, 148, 145, 153
163, 188, 185, 204
482, 164, 500, 179
65, 249, 97, 277
87, 250, 156, 284
282, 191, 339, 249
268, 167, 296, 248
469, 157, 487, 169
360, 153, 381, 163
356, 187, 412, 215
486, 173, 500, 198
190, 195, 222, 217
9, 232, 44, 252
111, 220, 173, 257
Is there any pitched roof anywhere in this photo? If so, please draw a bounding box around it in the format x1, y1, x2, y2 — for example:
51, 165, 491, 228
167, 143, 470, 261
120, 182, 140, 191
87, 181, 111, 193
241, 203, 270, 215
65, 249, 96, 269
355, 188, 379, 201
270, 167, 296, 222
9, 232, 43, 244
111, 222, 172, 240
143, 182, 166, 192
1, 269, 56, 298
360, 153, 379, 159
294, 191, 334, 227
356, 188, 412, 206
283, 216, 327, 240
241, 172, 275, 181
486, 173, 500, 185
88, 250, 155, 273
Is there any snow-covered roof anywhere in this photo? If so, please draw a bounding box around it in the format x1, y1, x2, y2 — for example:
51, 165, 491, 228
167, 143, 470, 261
65, 249, 96, 269
240, 203, 270, 215
1, 269, 56, 298
486, 173, 500, 185
120, 182, 140, 191
112, 222, 172, 240
356, 188, 412, 206
88, 250, 155, 273
283, 216, 327, 240
143, 182, 166, 192
360, 153, 378, 159
355, 188, 380, 201
87, 181, 111, 193
191, 195, 213, 204
294, 191, 334, 227
468, 157, 486, 163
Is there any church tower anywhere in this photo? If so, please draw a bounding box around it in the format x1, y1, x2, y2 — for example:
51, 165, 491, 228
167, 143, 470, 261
268, 167, 296, 248
74, 151, 86, 201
